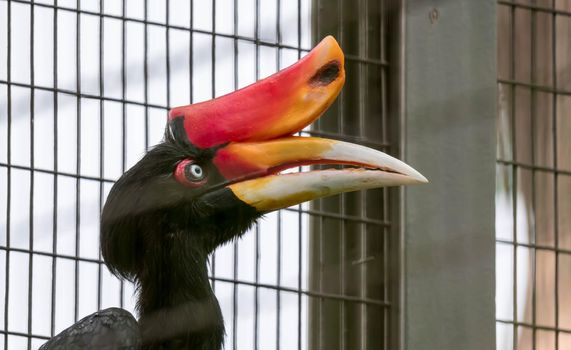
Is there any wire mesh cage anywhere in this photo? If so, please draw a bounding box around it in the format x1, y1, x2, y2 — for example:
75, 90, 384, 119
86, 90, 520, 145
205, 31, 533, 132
310, 0, 399, 349
496, 1, 571, 349
0, 0, 399, 349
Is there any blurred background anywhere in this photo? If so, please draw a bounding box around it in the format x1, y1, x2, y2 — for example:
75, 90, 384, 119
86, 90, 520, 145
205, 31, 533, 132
0, 0, 569, 350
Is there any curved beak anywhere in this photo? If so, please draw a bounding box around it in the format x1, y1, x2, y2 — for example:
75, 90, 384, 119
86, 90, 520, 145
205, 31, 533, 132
214, 137, 427, 211
170, 36, 427, 213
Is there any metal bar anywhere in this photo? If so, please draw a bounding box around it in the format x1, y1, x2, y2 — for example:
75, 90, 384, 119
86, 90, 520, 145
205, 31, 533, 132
232, 236, 238, 350
277, 208, 282, 350
510, 4, 518, 348
552, 1, 560, 348
286, 207, 390, 227
313, 0, 323, 346
530, 6, 537, 349
294, 3, 301, 347
396, 0, 407, 347
0, 163, 116, 183
189, 0, 193, 104
358, 0, 368, 346
345, 54, 388, 67
210, 277, 390, 307
318, 214, 323, 349
97, 0, 104, 312
144, 0, 149, 150
274, 4, 291, 347
119, 0, 126, 309
254, 0, 260, 347
50, 0, 58, 338
498, 78, 571, 96
497, 159, 571, 176
0, 80, 168, 110
27, 1, 35, 348
496, 319, 571, 335
4, 0, 11, 348
380, 1, 390, 348
232, 0, 239, 348
0, 246, 104, 264
0, 330, 51, 340
336, 0, 346, 346
166, 0, 170, 110
255, 0, 262, 349
74, 0, 81, 323
254, 223, 260, 350
496, 239, 571, 256
210, 0, 216, 295
297, 196, 302, 349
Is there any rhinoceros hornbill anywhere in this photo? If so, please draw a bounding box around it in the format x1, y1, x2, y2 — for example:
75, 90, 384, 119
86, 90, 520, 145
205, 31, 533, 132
39, 36, 426, 350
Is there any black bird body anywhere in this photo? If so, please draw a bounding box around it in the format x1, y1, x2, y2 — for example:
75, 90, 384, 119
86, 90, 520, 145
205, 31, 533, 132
38, 37, 426, 350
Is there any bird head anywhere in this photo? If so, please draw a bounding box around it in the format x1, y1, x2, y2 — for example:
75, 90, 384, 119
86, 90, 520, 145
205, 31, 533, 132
101, 36, 427, 280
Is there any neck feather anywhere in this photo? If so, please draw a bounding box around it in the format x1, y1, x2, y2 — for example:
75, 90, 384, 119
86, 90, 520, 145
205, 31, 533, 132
137, 232, 224, 350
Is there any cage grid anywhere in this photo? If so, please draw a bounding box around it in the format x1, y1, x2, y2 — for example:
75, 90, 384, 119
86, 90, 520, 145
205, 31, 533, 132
0, 0, 395, 349
311, 0, 396, 349
496, 0, 571, 349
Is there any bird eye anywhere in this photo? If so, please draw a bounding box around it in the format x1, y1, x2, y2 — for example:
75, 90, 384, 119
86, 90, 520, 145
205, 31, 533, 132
186, 164, 205, 181
174, 159, 208, 188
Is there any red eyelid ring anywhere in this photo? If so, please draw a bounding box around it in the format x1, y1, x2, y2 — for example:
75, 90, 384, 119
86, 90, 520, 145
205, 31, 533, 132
174, 159, 208, 188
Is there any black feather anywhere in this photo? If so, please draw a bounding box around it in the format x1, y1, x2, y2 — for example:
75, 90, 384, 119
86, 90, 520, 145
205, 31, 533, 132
39, 308, 140, 350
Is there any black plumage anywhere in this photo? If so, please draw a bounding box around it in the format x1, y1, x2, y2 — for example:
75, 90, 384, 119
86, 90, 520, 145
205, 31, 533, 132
39, 308, 140, 349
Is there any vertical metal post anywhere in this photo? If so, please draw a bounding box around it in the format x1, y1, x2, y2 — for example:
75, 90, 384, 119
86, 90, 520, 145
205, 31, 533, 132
253, 2, 261, 348
119, 0, 126, 309
50, 0, 59, 339
551, 2, 559, 348
74, 0, 81, 324
232, 3, 239, 349
97, 0, 104, 313
144, 0, 149, 150
403, 1, 496, 350
530, 6, 537, 349
510, 4, 518, 348
4, 0, 11, 348
27, 1, 35, 348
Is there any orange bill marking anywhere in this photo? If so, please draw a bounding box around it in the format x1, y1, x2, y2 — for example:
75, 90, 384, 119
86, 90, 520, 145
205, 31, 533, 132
212, 137, 335, 180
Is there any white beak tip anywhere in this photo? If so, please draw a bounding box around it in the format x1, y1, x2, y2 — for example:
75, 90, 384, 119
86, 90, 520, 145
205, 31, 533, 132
392, 162, 428, 185
411, 172, 429, 184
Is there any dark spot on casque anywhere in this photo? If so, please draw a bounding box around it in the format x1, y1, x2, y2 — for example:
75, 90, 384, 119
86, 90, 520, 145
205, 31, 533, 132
309, 60, 340, 86
169, 116, 188, 143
